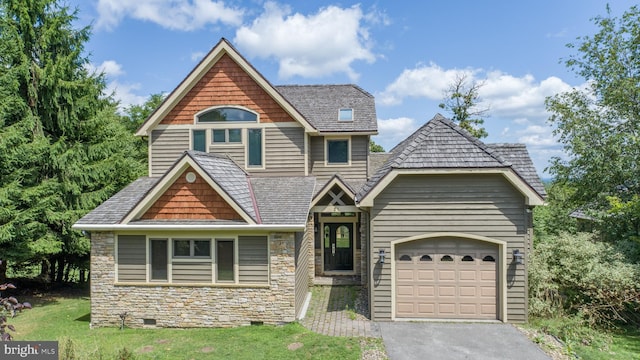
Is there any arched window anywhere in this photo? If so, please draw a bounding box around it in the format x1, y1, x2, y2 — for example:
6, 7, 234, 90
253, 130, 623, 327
482, 255, 496, 262
399, 255, 412, 261
419, 255, 432, 261
462, 255, 474, 262
197, 107, 257, 122
440, 255, 454, 262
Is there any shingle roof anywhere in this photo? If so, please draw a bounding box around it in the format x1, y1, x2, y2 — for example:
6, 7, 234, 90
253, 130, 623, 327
357, 114, 546, 201
487, 143, 547, 197
368, 152, 391, 178
250, 177, 316, 225
186, 151, 258, 222
75, 152, 316, 227
75, 177, 159, 225
276, 84, 377, 133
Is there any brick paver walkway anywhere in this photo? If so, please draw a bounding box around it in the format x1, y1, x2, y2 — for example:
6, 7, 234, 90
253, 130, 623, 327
301, 285, 381, 338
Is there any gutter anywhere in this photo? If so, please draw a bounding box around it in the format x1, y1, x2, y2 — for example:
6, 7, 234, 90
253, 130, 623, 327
72, 223, 306, 232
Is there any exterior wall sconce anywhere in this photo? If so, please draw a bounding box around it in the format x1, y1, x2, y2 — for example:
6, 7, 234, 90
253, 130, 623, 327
379, 249, 386, 264
513, 249, 524, 265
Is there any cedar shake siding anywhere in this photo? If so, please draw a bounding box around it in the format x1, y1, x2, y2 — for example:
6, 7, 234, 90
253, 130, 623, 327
161, 54, 295, 125
370, 174, 529, 322
150, 128, 190, 177
309, 135, 368, 183
141, 166, 243, 221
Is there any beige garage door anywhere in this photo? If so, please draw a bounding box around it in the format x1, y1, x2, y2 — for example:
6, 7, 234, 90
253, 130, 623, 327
395, 238, 498, 319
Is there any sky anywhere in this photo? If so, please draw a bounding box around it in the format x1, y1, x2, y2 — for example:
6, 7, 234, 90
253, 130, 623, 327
67, 0, 637, 178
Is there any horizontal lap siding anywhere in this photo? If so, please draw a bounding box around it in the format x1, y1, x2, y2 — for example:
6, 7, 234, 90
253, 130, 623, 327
239, 236, 269, 283
371, 174, 528, 321
151, 129, 189, 176
253, 126, 305, 176
117, 235, 146, 282
172, 262, 212, 283
309, 135, 368, 183
209, 145, 245, 166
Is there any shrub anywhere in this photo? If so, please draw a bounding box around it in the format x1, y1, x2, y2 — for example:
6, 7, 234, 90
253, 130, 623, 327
529, 232, 640, 326
0, 283, 32, 340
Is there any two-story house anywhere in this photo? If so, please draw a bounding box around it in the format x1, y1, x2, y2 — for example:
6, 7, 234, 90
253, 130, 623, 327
74, 38, 545, 328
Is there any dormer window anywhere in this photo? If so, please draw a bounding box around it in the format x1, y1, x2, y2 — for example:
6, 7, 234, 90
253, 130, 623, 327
338, 108, 353, 121
197, 107, 257, 123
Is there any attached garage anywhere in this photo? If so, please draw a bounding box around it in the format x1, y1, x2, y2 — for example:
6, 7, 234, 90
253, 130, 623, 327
394, 237, 502, 320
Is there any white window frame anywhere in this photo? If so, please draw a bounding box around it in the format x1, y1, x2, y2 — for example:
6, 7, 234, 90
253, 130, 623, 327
245, 128, 266, 170
338, 108, 353, 121
325, 137, 351, 166
194, 105, 259, 124
215, 238, 239, 283
211, 128, 243, 144
172, 238, 212, 259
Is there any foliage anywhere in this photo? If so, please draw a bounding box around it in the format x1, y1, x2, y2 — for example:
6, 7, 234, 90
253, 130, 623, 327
369, 139, 385, 153
0, 0, 146, 281
546, 5, 640, 240
121, 93, 165, 163
532, 183, 578, 240
439, 74, 489, 138
11, 296, 362, 359
0, 283, 32, 340
529, 232, 640, 326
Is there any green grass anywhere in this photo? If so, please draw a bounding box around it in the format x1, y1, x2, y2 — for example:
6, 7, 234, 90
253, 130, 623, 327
7, 294, 361, 359
527, 317, 640, 360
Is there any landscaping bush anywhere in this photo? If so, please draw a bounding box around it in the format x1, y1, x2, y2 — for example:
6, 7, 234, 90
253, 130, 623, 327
529, 232, 640, 327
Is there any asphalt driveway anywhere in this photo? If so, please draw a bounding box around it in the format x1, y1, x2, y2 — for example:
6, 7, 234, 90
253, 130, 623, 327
379, 322, 551, 360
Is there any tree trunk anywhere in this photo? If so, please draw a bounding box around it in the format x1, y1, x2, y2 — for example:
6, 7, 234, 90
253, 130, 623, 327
49, 257, 56, 284
0, 259, 7, 283
55, 257, 65, 283
39, 259, 51, 283
79, 269, 85, 284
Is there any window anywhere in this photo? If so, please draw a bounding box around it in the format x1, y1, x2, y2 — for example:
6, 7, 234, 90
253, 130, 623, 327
482, 255, 496, 262
339, 108, 353, 121
198, 107, 257, 122
399, 255, 412, 261
462, 255, 474, 262
150, 239, 167, 281
327, 139, 349, 164
420, 255, 433, 261
192, 130, 206, 152
217, 240, 235, 282
212, 129, 242, 144
440, 255, 454, 262
336, 225, 350, 248
173, 239, 211, 258
247, 128, 262, 167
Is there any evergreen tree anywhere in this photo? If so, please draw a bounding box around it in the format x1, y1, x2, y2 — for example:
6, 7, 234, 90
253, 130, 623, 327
0, 0, 145, 282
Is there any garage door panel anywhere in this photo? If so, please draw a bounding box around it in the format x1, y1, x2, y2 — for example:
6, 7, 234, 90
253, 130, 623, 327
459, 270, 476, 281
395, 237, 498, 320
417, 285, 435, 297
417, 269, 434, 281
459, 286, 476, 297
397, 285, 415, 297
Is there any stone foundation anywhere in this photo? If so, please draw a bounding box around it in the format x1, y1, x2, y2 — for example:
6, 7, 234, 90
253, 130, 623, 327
90, 232, 296, 328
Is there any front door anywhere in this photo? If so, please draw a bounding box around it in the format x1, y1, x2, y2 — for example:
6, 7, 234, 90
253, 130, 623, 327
323, 223, 353, 271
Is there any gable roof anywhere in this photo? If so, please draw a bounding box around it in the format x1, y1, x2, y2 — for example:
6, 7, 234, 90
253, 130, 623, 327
136, 38, 315, 136
487, 143, 547, 197
73, 151, 316, 230
276, 84, 377, 133
357, 114, 546, 205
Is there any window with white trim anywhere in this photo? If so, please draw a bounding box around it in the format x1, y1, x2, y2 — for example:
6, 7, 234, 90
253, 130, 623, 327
327, 139, 349, 164
197, 107, 257, 122
216, 239, 235, 282
339, 108, 353, 121
212, 129, 242, 144
173, 239, 211, 258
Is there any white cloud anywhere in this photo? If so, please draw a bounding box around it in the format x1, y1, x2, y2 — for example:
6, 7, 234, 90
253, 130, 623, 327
96, 0, 244, 31
234, 2, 378, 80
106, 81, 148, 109
378, 63, 476, 105
191, 51, 206, 62
373, 117, 419, 151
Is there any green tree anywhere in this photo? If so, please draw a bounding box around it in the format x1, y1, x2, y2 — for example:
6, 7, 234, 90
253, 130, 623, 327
121, 92, 165, 162
0, 0, 145, 282
369, 139, 385, 153
546, 5, 640, 240
439, 74, 489, 138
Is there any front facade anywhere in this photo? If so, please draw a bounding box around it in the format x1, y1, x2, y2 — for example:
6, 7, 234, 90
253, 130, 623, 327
74, 38, 545, 328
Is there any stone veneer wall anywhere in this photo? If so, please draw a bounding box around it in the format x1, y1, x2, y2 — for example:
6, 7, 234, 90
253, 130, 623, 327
90, 232, 296, 328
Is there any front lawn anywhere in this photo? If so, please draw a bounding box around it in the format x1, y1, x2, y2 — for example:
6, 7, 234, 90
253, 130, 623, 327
7, 293, 361, 359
